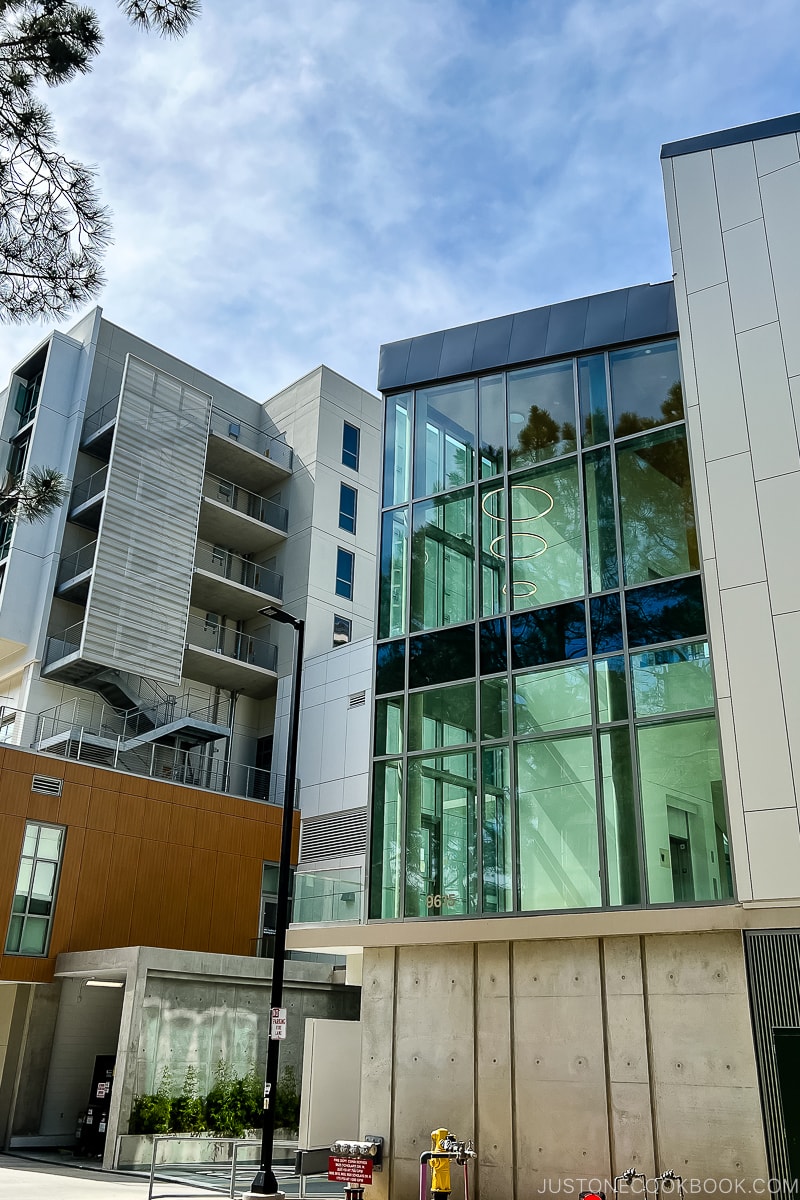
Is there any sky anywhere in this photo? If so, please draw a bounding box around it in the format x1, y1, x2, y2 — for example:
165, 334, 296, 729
1, 0, 800, 401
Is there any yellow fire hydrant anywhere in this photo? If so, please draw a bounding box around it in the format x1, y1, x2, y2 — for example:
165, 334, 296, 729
430, 1128, 452, 1198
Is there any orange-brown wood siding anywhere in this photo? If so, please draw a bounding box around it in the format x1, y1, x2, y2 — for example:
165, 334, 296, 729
0, 747, 297, 983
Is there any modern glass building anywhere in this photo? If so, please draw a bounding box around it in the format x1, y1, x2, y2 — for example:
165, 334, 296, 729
370, 284, 732, 923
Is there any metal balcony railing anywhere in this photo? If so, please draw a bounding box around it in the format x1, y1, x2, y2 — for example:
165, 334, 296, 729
209, 409, 293, 471
43, 619, 84, 667
56, 541, 97, 586
70, 464, 108, 510
81, 395, 119, 442
202, 473, 289, 533
185, 615, 278, 672
194, 541, 283, 600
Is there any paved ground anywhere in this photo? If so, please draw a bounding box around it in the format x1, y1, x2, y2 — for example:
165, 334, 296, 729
0, 1153, 346, 1199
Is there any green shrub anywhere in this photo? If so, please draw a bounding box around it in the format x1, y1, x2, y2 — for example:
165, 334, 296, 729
130, 1067, 172, 1134
274, 1065, 300, 1132
204, 1058, 247, 1137
170, 1066, 207, 1134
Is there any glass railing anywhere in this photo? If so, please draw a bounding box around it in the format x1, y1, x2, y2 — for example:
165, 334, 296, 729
56, 541, 97, 586
202, 474, 289, 533
194, 541, 283, 600
209, 409, 293, 471
81, 394, 119, 442
43, 620, 85, 667
185, 615, 278, 672
292, 870, 364, 924
70, 465, 108, 510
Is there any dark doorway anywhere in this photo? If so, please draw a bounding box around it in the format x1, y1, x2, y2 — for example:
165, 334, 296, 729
669, 835, 693, 901
775, 1029, 800, 1188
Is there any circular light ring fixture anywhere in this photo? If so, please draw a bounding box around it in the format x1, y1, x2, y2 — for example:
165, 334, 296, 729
480, 487, 505, 521
509, 485, 554, 522
509, 532, 548, 560
508, 579, 538, 598
489, 533, 506, 560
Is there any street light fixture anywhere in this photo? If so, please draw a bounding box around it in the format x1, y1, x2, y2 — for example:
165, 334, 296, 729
247, 604, 305, 1199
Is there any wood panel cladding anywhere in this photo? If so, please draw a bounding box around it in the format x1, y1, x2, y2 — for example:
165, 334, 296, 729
0, 747, 298, 982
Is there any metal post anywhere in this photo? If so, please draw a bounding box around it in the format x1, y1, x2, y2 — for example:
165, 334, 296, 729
248, 609, 304, 1198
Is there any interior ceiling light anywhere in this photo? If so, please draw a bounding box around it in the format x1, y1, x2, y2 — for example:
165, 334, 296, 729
85, 979, 124, 988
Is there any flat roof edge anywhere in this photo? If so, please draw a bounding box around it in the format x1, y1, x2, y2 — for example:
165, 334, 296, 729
661, 111, 800, 159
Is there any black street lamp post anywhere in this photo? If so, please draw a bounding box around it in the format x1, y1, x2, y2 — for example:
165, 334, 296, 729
248, 605, 305, 1199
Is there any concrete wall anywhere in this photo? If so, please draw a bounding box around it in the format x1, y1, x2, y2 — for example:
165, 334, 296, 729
360, 932, 767, 1199
664, 134, 800, 903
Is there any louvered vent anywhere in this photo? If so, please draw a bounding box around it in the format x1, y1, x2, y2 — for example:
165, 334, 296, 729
348, 691, 366, 708
32, 775, 63, 797
299, 808, 367, 863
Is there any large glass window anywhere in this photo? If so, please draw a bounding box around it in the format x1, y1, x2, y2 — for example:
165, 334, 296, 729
378, 509, 408, 639
584, 448, 618, 592
610, 340, 683, 437
405, 750, 478, 917
370, 761, 403, 918
625, 576, 705, 648
617, 426, 698, 586
480, 480, 506, 617
482, 745, 512, 912
637, 717, 732, 904
414, 380, 476, 498
514, 663, 591, 735
578, 354, 610, 446
510, 601, 587, 670
600, 728, 641, 906
509, 459, 583, 609
374, 695, 404, 756
408, 682, 476, 752
480, 676, 509, 742
408, 625, 476, 690
631, 641, 713, 716
410, 490, 474, 631
383, 392, 412, 506
479, 375, 505, 478
508, 360, 576, 468
516, 734, 601, 912
375, 640, 405, 695
6, 823, 65, 956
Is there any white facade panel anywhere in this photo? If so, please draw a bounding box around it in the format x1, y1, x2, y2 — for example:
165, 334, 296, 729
672, 151, 727, 294
754, 133, 799, 176
745, 807, 800, 900
685, 406, 715, 561
774, 611, 800, 802
723, 220, 778, 334
715, 696, 751, 900
720, 582, 794, 813
686, 285, 748, 461
705, 454, 765, 590
662, 157, 680, 252
737, 322, 799, 481
760, 163, 800, 379
711, 142, 762, 232
701, 556, 729, 699
757, 474, 800, 614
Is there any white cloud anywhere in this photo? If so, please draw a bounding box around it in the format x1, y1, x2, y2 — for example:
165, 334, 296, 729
1, 0, 799, 399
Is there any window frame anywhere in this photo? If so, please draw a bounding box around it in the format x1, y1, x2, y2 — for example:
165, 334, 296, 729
335, 547, 355, 600
338, 482, 358, 534
342, 422, 361, 472
5, 821, 66, 957
333, 613, 352, 647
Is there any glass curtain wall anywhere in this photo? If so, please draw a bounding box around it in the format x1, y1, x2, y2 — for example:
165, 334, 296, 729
371, 337, 733, 920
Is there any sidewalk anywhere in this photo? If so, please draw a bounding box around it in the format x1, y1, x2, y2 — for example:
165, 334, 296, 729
0, 1155, 155, 1198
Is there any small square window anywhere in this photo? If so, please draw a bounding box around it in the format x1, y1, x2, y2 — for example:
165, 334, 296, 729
342, 422, 360, 472
335, 548, 355, 600
333, 614, 352, 647
338, 483, 358, 534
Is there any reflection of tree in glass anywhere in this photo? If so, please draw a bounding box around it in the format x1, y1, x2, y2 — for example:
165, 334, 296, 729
516, 406, 577, 461
618, 422, 698, 584
614, 381, 683, 439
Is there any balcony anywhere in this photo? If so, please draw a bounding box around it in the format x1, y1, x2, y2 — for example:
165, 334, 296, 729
206, 409, 292, 491
69, 465, 107, 530
192, 540, 282, 619
42, 619, 86, 677
80, 395, 118, 458
55, 542, 96, 603
184, 615, 279, 697
199, 474, 289, 555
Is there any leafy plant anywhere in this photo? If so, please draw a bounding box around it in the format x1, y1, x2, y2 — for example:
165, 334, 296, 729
130, 1066, 172, 1134
169, 1065, 206, 1134
274, 1065, 300, 1133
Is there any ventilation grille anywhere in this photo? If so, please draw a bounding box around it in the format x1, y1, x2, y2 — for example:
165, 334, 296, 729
299, 807, 367, 863
348, 691, 366, 708
744, 930, 800, 1186
32, 775, 63, 796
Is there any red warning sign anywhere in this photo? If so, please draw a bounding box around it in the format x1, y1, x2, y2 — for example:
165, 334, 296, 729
328, 1156, 374, 1184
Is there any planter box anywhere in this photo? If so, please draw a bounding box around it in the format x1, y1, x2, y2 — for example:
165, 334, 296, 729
116, 1132, 298, 1170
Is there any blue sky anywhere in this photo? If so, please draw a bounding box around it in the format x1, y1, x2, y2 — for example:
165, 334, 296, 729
2, 0, 800, 400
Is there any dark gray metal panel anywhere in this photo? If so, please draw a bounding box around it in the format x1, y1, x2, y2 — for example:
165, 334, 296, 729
405, 331, 445, 385
438, 323, 479, 380
377, 339, 412, 392
471, 315, 514, 373
584, 289, 629, 351
377, 282, 676, 392
623, 282, 676, 342
507, 306, 551, 366
544, 296, 589, 358
661, 112, 800, 159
